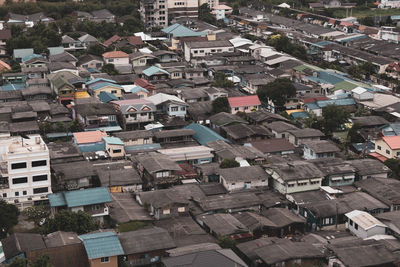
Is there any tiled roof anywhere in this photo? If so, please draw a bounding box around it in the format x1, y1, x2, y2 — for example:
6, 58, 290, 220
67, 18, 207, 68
102, 51, 129, 59
127, 36, 143, 46
382, 136, 400, 150
103, 34, 121, 47
228, 95, 261, 108
79, 231, 124, 259
73, 131, 107, 144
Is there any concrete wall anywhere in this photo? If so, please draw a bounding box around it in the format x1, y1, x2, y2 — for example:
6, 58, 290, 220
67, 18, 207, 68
346, 219, 386, 239
375, 138, 400, 159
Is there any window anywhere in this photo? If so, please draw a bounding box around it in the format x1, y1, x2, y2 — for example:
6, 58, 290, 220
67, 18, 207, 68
199, 50, 204, 53
397, 152, 400, 157
32, 160, 47, 167
100, 257, 109, 263
15, 192, 19, 197
310, 180, 320, 185
23, 191, 27, 195
178, 207, 185, 212
11, 162, 27, 170
171, 106, 179, 112
211, 49, 216, 53
163, 209, 170, 214
173, 72, 180, 77
234, 107, 239, 111
244, 106, 249, 110
92, 205, 100, 211
2, 193, 6, 197
12, 177, 27, 184
386, 149, 390, 155
113, 149, 122, 154
354, 223, 358, 230
377, 145, 382, 150
349, 219, 353, 226
288, 183, 295, 187
33, 187, 48, 194
180, 107, 186, 111
111, 90, 117, 94
108, 59, 114, 62
194, 50, 198, 54
33, 175, 47, 182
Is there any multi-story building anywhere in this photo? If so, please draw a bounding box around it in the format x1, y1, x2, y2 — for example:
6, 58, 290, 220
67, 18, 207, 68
140, 0, 168, 28
199, 0, 219, 8
0, 135, 51, 209
167, 0, 198, 21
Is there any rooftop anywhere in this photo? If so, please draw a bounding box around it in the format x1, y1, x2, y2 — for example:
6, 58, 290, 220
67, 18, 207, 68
79, 231, 124, 259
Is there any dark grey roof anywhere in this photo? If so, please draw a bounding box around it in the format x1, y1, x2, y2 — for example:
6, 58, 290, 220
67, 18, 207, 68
352, 116, 389, 127
52, 161, 95, 180
162, 249, 247, 267
223, 124, 273, 140
47, 142, 82, 161
310, 158, 355, 176
2, 233, 46, 259
287, 128, 324, 138
108, 192, 152, 223
97, 168, 142, 186
236, 237, 279, 261
166, 243, 221, 257
49, 51, 78, 63
355, 178, 400, 206
266, 160, 324, 181
250, 139, 295, 154
118, 227, 175, 255
28, 101, 51, 112
78, 54, 103, 65
21, 86, 52, 96
9, 121, 39, 133
197, 213, 248, 236
233, 212, 276, 231
0, 90, 22, 100
247, 109, 288, 123
266, 121, 298, 133
209, 112, 247, 127
303, 140, 340, 153
346, 159, 389, 176
186, 40, 233, 49
261, 208, 306, 228
218, 166, 268, 183
73, 102, 119, 116
44, 231, 81, 248
91, 9, 114, 19
113, 130, 153, 141
48, 62, 77, 72
135, 153, 181, 173
154, 129, 195, 139
197, 191, 262, 212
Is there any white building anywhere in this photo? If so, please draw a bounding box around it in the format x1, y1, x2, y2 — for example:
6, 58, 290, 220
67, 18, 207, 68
184, 40, 234, 63
351, 87, 374, 101
211, 4, 232, 20
345, 210, 387, 239
379, 0, 400, 8
0, 135, 51, 209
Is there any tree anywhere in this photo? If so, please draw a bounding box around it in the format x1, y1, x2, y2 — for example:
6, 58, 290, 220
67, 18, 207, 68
39, 122, 53, 135
101, 64, 119, 75
257, 78, 296, 111
232, 3, 239, 15
217, 235, 236, 249
43, 210, 98, 235
30, 255, 53, 267
87, 44, 106, 56
347, 123, 364, 144
220, 159, 240, 168
211, 72, 234, 88
67, 120, 83, 133
0, 200, 19, 239
55, 121, 66, 133
23, 206, 49, 226
384, 158, 400, 178
212, 97, 230, 114
321, 105, 350, 134
6, 257, 27, 267
198, 3, 217, 25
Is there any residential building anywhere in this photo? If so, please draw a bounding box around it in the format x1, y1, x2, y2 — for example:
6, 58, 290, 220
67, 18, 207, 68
130, 52, 156, 67
219, 166, 268, 192
184, 40, 234, 63
153, 129, 195, 146
157, 146, 214, 164
0, 135, 51, 210
199, 0, 219, 8
250, 139, 295, 155
303, 140, 340, 160
139, 0, 168, 28
103, 136, 125, 158
146, 93, 188, 117
211, 4, 232, 20
48, 187, 112, 222
79, 231, 123, 267
228, 95, 261, 114
102, 51, 129, 66
90, 82, 124, 99
72, 103, 122, 132
287, 128, 324, 147
73, 131, 107, 153
374, 135, 400, 160
77, 54, 104, 70
346, 159, 389, 180
90, 9, 115, 23
111, 99, 156, 130
142, 66, 170, 81
266, 161, 324, 194
345, 210, 387, 239
265, 121, 298, 138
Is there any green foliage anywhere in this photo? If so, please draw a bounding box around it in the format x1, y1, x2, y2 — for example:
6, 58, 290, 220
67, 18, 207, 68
87, 44, 106, 56
67, 119, 84, 133
42, 210, 98, 235
232, 4, 239, 15
257, 78, 296, 110
267, 34, 308, 61
348, 62, 376, 79
101, 64, 119, 75
220, 159, 240, 168
6, 257, 27, 267
23, 206, 50, 226
0, 200, 19, 239
321, 105, 350, 134
212, 97, 230, 114
211, 72, 234, 88
217, 235, 236, 248
199, 3, 217, 24
55, 121, 66, 133
359, 16, 375, 26
384, 158, 400, 178
30, 255, 53, 267
119, 46, 133, 54
117, 221, 147, 233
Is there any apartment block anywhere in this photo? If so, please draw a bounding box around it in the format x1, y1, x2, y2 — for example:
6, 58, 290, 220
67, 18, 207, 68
140, 0, 168, 28
0, 135, 51, 209
167, 0, 198, 20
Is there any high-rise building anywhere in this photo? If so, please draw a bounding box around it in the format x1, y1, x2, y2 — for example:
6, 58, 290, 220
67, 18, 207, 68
140, 0, 169, 28
0, 135, 51, 209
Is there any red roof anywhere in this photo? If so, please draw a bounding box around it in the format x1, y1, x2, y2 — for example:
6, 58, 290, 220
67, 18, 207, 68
368, 152, 388, 162
382, 136, 400, 150
73, 131, 107, 144
127, 36, 143, 46
103, 35, 121, 47
340, 21, 353, 27
302, 96, 329, 103
228, 95, 261, 108
134, 78, 155, 91
102, 51, 129, 59
329, 19, 336, 24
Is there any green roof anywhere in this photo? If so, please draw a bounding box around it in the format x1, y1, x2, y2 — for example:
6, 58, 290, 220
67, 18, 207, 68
162, 23, 206, 38
102, 136, 124, 145
79, 232, 124, 259
142, 66, 169, 77
49, 187, 112, 208
332, 81, 358, 91
185, 123, 230, 145
293, 64, 322, 73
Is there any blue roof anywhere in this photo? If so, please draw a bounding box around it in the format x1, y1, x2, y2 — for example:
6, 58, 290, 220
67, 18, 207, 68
305, 102, 320, 110
317, 71, 344, 85
162, 23, 206, 38
185, 123, 230, 145
98, 91, 119, 103
142, 66, 169, 77
125, 143, 161, 152
391, 15, 400, 20
13, 48, 34, 59
102, 136, 124, 145
21, 53, 42, 62
290, 111, 309, 119
87, 68, 101, 73
48, 192, 67, 207
79, 232, 124, 259
48, 46, 65, 56
0, 83, 25, 91
86, 78, 117, 86
85, 125, 122, 133
91, 82, 123, 91
316, 98, 356, 108
129, 85, 149, 94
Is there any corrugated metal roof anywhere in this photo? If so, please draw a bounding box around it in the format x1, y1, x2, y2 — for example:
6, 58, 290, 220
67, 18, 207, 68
64, 187, 112, 208
162, 23, 205, 38
98, 91, 118, 103
185, 123, 229, 145
228, 95, 261, 107
102, 136, 124, 145
86, 78, 116, 86
91, 82, 123, 90
142, 66, 169, 77
316, 98, 356, 107
79, 231, 124, 259
48, 192, 67, 207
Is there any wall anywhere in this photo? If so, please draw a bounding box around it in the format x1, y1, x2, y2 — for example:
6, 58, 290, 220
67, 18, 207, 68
105, 57, 129, 66
346, 218, 386, 239
303, 146, 336, 160
230, 105, 259, 114
166, 103, 187, 117
220, 175, 267, 192
94, 86, 122, 99
105, 143, 125, 158
81, 60, 103, 69
288, 134, 321, 146
89, 255, 118, 267
375, 138, 400, 159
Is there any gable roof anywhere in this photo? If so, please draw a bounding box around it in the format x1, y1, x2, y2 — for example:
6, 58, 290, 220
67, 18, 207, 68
345, 210, 386, 230
228, 95, 261, 108
91, 82, 123, 90
382, 136, 400, 150
73, 131, 107, 144
162, 23, 205, 38
98, 91, 119, 103
185, 123, 229, 145
102, 51, 129, 59
79, 231, 124, 259
142, 66, 169, 77
102, 136, 124, 146
49, 187, 112, 208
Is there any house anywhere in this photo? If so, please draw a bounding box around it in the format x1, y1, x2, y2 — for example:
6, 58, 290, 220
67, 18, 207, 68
374, 135, 400, 160
185, 123, 229, 145
219, 166, 268, 192
130, 52, 156, 67
287, 128, 324, 147
162, 249, 247, 267
111, 99, 156, 130
260, 208, 306, 237
346, 159, 389, 180
142, 66, 170, 81
266, 161, 324, 194
1, 233, 47, 265
72, 103, 121, 132
146, 93, 188, 117
184, 40, 234, 63
73, 131, 106, 153
49, 52, 78, 66
78, 34, 99, 48
78, 54, 103, 69
250, 139, 295, 155
48, 62, 78, 75
157, 146, 214, 164
135, 153, 182, 189
102, 51, 129, 66
153, 129, 195, 146
228, 95, 261, 114
103, 136, 125, 158
61, 35, 85, 51
375, 211, 400, 239
21, 86, 52, 101
79, 231, 123, 267
209, 112, 247, 134
345, 210, 387, 239
222, 124, 273, 144
90, 82, 123, 99
91, 9, 115, 23
312, 158, 356, 186
153, 50, 178, 63
0, 60, 11, 73
265, 121, 298, 138
204, 87, 228, 101
247, 109, 289, 125
303, 140, 340, 160
48, 187, 112, 222
122, 84, 149, 98
119, 227, 176, 266
0, 29, 11, 56
114, 130, 153, 147
351, 87, 374, 101
211, 4, 233, 20
51, 161, 94, 191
